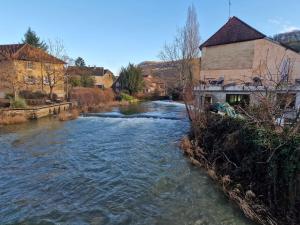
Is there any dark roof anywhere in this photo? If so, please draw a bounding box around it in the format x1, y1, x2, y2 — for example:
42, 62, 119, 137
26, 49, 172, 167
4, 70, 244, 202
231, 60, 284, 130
0, 43, 65, 64
200, 16, 266, 49
67, 66, 105, 76
0, 44, 25, 55
104, 69, 113, 75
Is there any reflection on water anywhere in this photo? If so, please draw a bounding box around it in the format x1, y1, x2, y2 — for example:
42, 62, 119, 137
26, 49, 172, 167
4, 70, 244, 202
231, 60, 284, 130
0, 101, 255, 225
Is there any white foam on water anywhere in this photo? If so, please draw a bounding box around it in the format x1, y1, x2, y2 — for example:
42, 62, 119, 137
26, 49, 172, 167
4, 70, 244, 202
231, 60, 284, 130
152, 101, 185, 107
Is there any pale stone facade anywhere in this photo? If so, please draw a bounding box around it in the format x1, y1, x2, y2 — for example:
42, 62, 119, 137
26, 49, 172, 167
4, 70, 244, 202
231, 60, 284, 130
94, 71, 114, 89
0, 44, 65, 99
200, 39, 300, 85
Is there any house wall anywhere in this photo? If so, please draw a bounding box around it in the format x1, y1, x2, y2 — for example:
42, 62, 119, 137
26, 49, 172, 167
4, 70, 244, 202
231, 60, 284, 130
200, 38, 300, 85
252, 39, 300, 83
94, 73, 114, 88
202, 41, 255, 70
0, 59, 65, 98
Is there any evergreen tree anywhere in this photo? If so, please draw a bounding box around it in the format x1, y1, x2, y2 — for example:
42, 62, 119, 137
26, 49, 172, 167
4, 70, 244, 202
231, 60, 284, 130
75, 57, 86, 67
119, 63, 144, 95
22, 27, 48, 51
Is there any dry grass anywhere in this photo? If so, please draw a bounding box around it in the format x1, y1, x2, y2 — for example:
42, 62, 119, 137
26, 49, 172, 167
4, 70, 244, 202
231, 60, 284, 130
0, 114, 27, 125
59, 109, 79, 121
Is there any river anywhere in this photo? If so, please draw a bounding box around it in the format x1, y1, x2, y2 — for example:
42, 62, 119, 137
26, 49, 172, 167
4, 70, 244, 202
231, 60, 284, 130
0, 101, 255, 225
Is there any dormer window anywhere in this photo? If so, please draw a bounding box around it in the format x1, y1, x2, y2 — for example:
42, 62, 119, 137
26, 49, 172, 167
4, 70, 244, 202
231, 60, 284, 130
27, 61, 34, 70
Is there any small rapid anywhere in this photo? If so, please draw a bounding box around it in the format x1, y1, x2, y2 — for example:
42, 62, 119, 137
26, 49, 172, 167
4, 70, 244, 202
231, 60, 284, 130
0, 101, 255, 225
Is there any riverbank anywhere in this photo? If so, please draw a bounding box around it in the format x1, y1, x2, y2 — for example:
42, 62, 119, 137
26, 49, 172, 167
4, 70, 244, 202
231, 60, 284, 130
181, 112, 300, 225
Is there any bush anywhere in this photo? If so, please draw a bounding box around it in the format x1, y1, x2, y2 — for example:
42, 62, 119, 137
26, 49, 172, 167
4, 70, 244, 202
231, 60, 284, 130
19, 90, 47, 99
70, 87, 115, 107
191, 113, 300, 224
59, 109, 79, 121
120, 92, 135, 101
10, 97, 27, 108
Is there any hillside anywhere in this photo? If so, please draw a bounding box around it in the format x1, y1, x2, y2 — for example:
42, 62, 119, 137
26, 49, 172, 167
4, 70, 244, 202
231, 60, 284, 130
274, 30, 300, 52
138, 59, 201, 90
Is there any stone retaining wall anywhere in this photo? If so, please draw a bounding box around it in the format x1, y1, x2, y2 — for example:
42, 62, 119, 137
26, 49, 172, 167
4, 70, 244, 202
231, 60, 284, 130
0, 103, 72, 119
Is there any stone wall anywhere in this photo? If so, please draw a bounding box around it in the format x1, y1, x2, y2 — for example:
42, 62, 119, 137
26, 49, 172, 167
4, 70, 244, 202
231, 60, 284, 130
0, 103, 71, 119
200, 39, 300, 85
201, 41, 255, 71
0, 59, 65, 98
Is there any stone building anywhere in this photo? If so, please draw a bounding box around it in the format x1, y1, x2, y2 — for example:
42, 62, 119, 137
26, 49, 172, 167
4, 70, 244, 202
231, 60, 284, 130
142, 75, 166, 97
197, 16, 300, 107
67, 66, 114, 89
0, 44, 66, 99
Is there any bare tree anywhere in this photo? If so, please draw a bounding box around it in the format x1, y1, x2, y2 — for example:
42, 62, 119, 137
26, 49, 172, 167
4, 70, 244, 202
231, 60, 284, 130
0, 53, 24, 99
43, 39, 67, 100
160, 4, 201, 120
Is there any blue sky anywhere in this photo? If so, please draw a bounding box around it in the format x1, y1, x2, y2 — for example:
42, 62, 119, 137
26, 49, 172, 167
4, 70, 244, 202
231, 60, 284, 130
0, 0, 299, 74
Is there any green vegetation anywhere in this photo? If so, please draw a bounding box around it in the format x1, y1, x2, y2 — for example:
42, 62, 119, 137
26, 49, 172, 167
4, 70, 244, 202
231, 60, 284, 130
22, 27, 48, 51
70, 76, 95, 88
118, 63, 144, 95
75, 57, 86, 67
120, 92, 139, 103
10, 97, 27, 108
187, 113, 300, 224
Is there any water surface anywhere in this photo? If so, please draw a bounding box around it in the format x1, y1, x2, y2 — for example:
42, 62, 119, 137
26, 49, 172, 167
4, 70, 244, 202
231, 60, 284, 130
0, 101, 255, 225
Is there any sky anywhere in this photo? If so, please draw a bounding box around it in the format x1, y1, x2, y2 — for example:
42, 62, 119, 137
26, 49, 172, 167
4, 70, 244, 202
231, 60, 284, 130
0, 0, 299, 75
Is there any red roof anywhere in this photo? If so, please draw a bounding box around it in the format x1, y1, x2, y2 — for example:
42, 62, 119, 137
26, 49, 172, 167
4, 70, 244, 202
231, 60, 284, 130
0, 43, 65, 64
200, 16, 266, 49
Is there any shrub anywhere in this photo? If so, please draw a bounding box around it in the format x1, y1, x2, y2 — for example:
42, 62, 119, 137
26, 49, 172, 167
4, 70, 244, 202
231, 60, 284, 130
120, 92, 135, 101
191, 113, 300, 224
70, 87, 115, 107
19, 90, 47, 99
10, 97, 27, 108
59, 109, 79, 121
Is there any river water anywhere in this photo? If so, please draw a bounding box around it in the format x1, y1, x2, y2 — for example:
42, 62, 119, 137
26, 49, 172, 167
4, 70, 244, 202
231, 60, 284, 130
0, 101, 255, 225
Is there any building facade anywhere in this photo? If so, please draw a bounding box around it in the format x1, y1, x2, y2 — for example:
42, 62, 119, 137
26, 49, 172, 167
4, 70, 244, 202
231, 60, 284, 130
67, 66, 114, 89
197, 17, 300, 107
0, 44, 66, 99
142, 75, 166, 97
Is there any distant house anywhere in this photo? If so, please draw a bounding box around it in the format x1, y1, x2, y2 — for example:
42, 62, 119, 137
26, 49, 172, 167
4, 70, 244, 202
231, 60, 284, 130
67, 66, 114, 88
139, 59, 201, 92
142, 75, 166, 96
0, 44, 66, 99
197, 16, 300, 107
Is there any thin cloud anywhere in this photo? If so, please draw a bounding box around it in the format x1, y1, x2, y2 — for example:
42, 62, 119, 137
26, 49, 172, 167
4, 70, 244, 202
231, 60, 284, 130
268, 18, 300, 33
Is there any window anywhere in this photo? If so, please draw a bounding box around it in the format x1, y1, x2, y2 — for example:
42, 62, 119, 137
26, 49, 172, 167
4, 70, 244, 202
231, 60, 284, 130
24, 75, 36, 85
204, 96, 212, 104
43, 76, 52, 85
27, 62, 34, 70
44, 63, 51, 70
226, 94, 250, 107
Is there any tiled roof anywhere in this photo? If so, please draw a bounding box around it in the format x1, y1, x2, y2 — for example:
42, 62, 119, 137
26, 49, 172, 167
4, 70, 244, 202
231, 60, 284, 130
0, 43, 65, 64
0, 44, 25, 56
200, 16, 266, 49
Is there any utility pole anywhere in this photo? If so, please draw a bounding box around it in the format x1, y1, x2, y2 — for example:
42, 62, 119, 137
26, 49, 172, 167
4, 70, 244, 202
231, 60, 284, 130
228, 0, 232, 19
